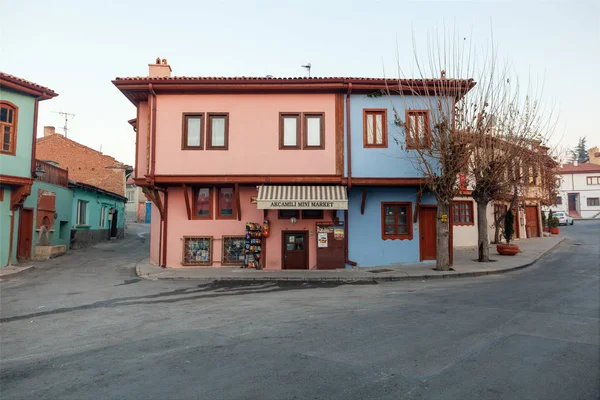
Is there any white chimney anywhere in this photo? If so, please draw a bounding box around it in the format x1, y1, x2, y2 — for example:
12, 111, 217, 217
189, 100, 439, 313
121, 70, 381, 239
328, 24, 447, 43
43, 126, 56, 137
148, 57, 172, 77
573, 160, 578, 167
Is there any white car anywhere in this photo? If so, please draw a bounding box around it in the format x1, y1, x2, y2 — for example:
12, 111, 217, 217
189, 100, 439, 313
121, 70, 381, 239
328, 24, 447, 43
553, 211, 573, 226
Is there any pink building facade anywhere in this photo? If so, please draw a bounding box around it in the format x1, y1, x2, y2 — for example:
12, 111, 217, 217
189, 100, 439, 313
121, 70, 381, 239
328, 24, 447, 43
113, 59, 474, 269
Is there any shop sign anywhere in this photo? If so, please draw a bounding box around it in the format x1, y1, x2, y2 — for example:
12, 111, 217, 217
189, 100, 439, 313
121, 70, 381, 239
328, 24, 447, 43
257, 200, 348, 210
317, 224, 334, 233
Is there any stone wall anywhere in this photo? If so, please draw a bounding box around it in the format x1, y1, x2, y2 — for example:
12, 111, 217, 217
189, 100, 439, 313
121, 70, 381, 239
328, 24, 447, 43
70, 228, 125, 249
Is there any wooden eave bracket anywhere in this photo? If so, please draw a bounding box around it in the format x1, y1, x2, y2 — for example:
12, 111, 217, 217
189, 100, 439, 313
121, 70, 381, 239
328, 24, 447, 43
235, 183, 241, 221
360, 188, 367, 215
10, 184, 31, 211
141, 186, 164, 219
182, 184, 192, 220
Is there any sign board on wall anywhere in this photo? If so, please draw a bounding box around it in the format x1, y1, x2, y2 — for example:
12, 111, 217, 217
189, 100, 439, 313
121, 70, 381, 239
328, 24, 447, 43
317, 232, 328, 248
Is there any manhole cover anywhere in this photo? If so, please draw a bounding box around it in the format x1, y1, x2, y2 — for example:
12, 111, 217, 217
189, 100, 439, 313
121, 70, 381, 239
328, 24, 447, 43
366, 269, 395, 274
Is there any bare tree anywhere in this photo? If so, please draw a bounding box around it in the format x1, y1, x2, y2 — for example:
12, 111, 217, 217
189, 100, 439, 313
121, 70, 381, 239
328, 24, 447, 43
385, 27, 558, 269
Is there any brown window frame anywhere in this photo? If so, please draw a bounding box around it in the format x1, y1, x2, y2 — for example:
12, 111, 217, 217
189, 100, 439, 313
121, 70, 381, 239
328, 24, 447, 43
381, 202, 413, 240
586, 176, 600, 185
301, 210, 324, 219
587, 197, 600, 207
555, 196, 562, 205
182, 236, 213, 266
278, 209, 299, 219
363, 109, 388, 148
182, 112, 205, 150
451, 201, 474, 226
216, 187, 236, 219
0, 100, 18, 156
192, 187, 213, 219
206, 113, 229, 150
302, 113, 325, 149
279, 113, 301, 150
221, 235, 245, 266
405, 110, 431, 150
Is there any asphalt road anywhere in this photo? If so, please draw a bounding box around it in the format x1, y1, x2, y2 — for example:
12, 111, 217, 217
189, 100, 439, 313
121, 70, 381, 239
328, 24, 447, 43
1, 222, 599, 400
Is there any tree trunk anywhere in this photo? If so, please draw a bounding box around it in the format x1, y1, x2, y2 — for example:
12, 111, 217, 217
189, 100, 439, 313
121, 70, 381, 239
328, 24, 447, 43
477, 200, 490, 262
435, 201, 450, 271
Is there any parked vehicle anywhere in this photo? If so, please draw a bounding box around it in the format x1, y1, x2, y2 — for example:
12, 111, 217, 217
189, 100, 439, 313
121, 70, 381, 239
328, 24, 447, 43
553, 211, 574, 226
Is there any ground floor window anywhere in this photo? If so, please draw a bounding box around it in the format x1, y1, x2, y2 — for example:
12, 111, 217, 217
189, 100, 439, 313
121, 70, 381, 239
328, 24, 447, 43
452, 201, 474, 225
182, 236, 213, 266
493, 204, 507, 225
587, 197, 600, 207
100, 206, 107, 228
381, 202, 412, 240
222, 236, 245, 265
217, 187, 235, 218
76, 200, 88, 225
279, 209, 299, 219
193, 187, 212, 219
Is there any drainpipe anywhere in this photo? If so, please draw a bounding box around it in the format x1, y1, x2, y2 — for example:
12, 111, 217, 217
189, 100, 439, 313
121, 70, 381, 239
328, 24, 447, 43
149, 84, 157, 184
344, 82, 357, 267
162, 189, 169, 267
31, 97, 41, 177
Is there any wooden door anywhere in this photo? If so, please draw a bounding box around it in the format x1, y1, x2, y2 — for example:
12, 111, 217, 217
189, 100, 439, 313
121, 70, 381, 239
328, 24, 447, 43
17, 208, 34, 260
419, 206, 437, 261
568, 194, 577, 212
316, 224, 345, 270
282, 231, 308, 269
525, 205, 540, 238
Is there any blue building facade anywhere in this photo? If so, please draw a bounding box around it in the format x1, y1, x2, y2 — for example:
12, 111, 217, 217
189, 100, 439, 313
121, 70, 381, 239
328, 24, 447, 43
342, 92, 457, 267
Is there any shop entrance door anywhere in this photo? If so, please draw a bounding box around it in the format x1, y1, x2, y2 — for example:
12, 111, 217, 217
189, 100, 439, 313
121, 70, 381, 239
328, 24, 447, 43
419, 206, 437, 261
316, 224, 345, 269
282, 231, 308, 269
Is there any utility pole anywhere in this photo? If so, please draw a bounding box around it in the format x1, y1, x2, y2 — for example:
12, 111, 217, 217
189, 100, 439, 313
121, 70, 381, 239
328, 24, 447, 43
51, 111, 75, 138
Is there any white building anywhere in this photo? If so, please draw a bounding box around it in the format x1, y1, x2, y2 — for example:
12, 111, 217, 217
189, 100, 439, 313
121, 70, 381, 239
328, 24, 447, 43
552, 147, 600, 219
125, 177, 149, 222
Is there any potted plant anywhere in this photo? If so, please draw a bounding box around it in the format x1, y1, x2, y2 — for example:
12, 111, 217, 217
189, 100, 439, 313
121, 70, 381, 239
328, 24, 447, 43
549, 215, 560, 235
497, 209, 519, 255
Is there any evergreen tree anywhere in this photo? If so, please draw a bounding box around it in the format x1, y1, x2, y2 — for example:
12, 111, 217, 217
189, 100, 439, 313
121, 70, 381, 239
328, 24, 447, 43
571, 137, 589, 164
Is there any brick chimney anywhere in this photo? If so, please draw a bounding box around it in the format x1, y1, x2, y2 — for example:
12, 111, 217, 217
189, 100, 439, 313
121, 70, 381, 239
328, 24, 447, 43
44, 126, 56, 137
149, 57, 172, 77
589, 146, 600, 165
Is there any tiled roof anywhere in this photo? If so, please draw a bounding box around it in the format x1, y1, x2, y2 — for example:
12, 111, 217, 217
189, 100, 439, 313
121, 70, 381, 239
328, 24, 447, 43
0, 72, 58, 98
113, 75, 473, 84
558, 163, 600, 173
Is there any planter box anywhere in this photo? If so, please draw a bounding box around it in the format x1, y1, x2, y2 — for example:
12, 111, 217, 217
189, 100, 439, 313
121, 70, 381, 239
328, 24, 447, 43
550, 227, 560, 235
497, 243, 519, 256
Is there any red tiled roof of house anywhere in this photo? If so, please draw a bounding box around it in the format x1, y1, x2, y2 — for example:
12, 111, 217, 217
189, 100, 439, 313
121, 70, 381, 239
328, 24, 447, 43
558, 163, 600, 174
0, 72, 58, 99
113, 76, 474, 84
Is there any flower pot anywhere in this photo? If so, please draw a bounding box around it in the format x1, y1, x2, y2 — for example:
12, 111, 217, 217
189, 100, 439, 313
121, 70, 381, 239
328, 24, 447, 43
550, 227, 560, 235
496, 243, 519, 256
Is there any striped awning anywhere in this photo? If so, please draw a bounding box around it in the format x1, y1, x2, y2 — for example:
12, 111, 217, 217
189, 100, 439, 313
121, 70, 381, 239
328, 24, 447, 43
256, 185, 348, 210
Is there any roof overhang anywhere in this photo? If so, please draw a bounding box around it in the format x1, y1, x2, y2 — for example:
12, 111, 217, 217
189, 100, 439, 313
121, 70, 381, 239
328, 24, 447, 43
112, 77, 476, 106
0, 73, 58, 100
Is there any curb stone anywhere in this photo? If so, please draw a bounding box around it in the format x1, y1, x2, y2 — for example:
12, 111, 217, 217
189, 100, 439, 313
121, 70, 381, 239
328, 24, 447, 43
135, 237, 565, 284
0, 266, 35, 280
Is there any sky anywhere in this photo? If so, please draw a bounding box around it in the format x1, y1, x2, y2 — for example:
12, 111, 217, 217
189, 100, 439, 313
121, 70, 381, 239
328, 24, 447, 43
2, 0, 599, 166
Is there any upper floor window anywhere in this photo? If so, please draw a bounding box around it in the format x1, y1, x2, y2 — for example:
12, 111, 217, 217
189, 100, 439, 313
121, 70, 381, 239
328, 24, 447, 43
452, 201, 474, 225
193, 187, 213, 219
279, 113, 301, 149
381, 202, 413, 240
0, 101, 18, 155
207, 113, 229, 150
406, 110, 430, 149
303, 113, 324, 149
182, 113, 204, 150
363, 109, 387, 148
587, 176, 600, 185
126, 190, 134, 202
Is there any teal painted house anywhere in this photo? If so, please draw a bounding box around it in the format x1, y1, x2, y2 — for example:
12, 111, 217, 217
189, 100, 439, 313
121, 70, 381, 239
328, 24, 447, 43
0, 73, 58, 266
69, 181, 127, 248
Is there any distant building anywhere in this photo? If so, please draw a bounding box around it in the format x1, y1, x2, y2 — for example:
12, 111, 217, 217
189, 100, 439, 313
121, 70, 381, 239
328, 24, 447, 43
125, 174, 149, 223
550, 146, 600, 219
36, 126, 132, 197
0, 72, 58, 266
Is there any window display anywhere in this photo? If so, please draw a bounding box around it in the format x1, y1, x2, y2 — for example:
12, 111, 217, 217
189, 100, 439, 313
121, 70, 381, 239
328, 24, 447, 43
182, 236, 213, 266
222, 236, 245, 265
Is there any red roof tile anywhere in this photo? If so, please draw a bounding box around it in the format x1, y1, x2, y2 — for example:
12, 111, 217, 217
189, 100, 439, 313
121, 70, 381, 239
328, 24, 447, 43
0, 72, 58, 98
558, 163, 600, 174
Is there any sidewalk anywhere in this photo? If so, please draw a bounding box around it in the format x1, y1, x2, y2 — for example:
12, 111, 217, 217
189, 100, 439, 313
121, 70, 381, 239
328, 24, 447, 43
136, 236, 565, 283
0, 265, 34, 280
